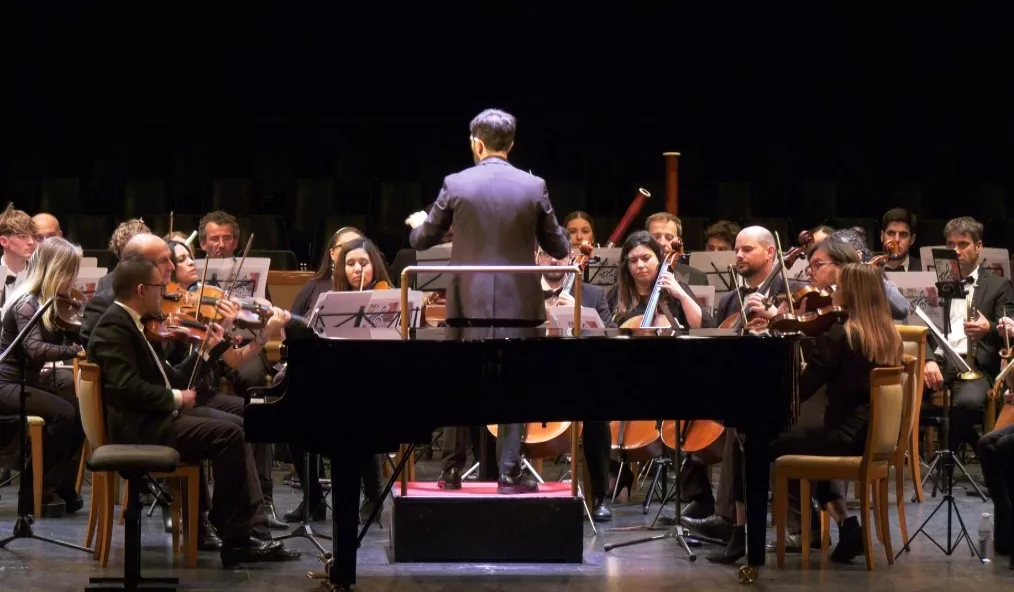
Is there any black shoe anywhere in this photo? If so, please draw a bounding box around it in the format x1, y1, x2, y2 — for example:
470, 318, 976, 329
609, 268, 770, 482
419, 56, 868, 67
198, 517, 223, 551
681, 500, 714, 520
680, 514, 735, 542
283, 500, 326, 523
220, 537, 291, 568
263, 503, 289, 530
497, 472, 538, 495
39, 499, 66, 518
56, 489, 85, 514
829, 516, 864, 563
591, 497, 612, 522
706, 525, 745, 564
438, 468, 462, 490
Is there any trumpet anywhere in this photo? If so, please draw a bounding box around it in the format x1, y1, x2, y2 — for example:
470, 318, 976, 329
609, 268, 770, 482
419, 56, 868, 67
960, 297, 983, 381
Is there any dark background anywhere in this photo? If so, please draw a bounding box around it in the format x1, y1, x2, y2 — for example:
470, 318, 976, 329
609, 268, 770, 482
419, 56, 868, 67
3, 6, 1011, 266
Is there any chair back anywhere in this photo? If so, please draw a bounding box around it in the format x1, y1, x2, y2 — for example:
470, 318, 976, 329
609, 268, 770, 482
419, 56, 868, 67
75, 361, 108, 451
897, 325, 928, 438
862, 365, 906, 467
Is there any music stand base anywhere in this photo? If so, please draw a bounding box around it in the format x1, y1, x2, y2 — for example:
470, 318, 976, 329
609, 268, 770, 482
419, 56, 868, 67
0, 516, 93, 553
603, 526, 699, 560
275, 522, 332, 557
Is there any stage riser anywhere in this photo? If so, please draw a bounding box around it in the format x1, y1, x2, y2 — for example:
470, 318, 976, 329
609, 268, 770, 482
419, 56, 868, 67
392, 496, 584, 563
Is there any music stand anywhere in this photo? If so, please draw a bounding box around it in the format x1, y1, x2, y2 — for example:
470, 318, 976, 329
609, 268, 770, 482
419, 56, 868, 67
602, 420, 705, 561
585, 248, 623, 287
415, 243, 452, 291
898, 255, 987, 562
0, 297, 92, 554
687, 251, 737, 294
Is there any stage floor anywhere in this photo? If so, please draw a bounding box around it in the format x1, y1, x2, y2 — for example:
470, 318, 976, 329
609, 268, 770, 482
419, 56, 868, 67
0, 457, 1011, 592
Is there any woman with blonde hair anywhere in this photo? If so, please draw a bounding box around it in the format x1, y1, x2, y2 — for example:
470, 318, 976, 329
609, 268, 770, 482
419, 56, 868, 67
709, 263, 903, 565
0, 237, 85, 518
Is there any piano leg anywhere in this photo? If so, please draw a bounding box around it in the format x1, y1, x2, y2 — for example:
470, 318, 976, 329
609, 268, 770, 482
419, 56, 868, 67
328, 454, 367, 592
741, 433, 770, 583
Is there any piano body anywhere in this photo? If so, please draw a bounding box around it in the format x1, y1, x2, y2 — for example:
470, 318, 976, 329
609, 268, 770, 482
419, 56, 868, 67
246, 327, 799, 589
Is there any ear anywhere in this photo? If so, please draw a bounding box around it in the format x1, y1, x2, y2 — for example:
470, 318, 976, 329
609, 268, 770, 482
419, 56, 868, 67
0, 236, 7, 249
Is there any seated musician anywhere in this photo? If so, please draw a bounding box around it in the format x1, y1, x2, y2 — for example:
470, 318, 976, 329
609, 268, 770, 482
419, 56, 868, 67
538, 245, 615, 520
824, 227, 910, 321
880, 208, 920, 272
288, 226, 364, 314
0, 238, 85, 518
31, 212, 63, 242
94, 218, 152, 294
704, 220, 739, 252
978, 316, 1014, 567
922, 217, 1014, 464
607, 230, 709, 329
710, 262, 903, 564
165, 236, 292, 533
0, 204, 37, 309
563, 211, 595, 247
644, 212, 708, 286
283, 236, 388, 523
87, 255, 296, 566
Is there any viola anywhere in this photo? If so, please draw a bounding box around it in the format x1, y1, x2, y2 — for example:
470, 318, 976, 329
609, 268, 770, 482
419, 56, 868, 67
55, 288, 87, 332
372, 281, 393, 290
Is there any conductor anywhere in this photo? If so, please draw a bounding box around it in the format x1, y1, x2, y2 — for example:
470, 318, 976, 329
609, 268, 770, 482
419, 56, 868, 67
406, 108, 571, 494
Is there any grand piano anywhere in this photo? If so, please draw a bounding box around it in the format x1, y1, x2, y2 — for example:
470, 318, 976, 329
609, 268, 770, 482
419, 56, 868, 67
246, 326, 800, 590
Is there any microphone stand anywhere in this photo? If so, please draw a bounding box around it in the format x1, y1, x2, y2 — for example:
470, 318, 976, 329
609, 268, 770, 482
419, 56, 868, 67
0, 296, 92, 553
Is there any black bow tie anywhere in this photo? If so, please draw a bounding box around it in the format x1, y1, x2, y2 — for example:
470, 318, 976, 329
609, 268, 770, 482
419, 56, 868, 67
739, 286, 757, 297
543, 288, 562, 299
964, 276, 975, 285
4, 275, 15, 286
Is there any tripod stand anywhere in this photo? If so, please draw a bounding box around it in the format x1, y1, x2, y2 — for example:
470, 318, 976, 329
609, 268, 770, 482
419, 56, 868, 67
275, 450, 331, 557
0, 297, 91, 554
602, 420, 705, 561
899, 281, 987, 562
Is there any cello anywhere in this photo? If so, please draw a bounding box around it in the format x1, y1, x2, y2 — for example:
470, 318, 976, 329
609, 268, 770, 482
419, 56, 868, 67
990, 314, 1014, 432
618, 238, 685, 335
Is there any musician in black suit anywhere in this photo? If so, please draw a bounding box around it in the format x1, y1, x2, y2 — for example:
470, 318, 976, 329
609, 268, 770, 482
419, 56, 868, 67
978, 317, 1014, 565
710, 263, 902, 565
880, 207, 921, 272
87, 255, 292, 567
538, 245, 616, 520
405, 108, 571, 495
922, 217, 1014, 457
645, 212, 709, 287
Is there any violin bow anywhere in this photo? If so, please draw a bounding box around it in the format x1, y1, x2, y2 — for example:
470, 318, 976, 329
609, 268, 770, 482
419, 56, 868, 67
773, 232, 796, 313
168, 211, 174, 236
730, 265, 749, 332
186, 234, 255, 390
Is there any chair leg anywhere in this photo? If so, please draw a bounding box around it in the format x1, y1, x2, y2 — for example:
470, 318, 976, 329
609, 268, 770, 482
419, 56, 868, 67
186, 473, 199, 568
774, 473, 788, 568
909, 429, 924, 503
895, 461, 910, 546
99, 472, 115, 567
800, 479, 812, 565
859, 478, 875, 570
76, 440, 90, 494
29, 424, 43, 518
878, 477, 895, 564
85, 471, 101, 549
820, 510, 831, 551
871, 480, 885, 544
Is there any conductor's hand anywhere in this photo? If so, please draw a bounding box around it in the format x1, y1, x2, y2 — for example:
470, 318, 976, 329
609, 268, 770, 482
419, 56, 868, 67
405, 211, 428, 229
924, 360, 944, 391
180, 389, 197, 409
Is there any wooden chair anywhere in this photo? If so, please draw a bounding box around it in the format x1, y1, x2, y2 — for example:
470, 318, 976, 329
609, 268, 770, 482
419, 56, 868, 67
773, 362, 910, 570
75, 360, 199, 568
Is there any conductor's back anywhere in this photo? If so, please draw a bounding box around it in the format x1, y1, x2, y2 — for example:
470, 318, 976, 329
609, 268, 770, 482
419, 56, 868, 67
407, 108, 571, 325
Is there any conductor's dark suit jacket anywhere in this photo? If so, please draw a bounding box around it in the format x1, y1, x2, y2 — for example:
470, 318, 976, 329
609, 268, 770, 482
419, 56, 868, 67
87, 302, 226, 447
409, 156, 571, 324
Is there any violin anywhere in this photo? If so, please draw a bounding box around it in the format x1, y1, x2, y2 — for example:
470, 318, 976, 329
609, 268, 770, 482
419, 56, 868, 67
556, 242, 595, 301
163, 282, 271, 330
372, 281, 392, 290
767, 304, 848, 337
143, 315, 206, 346
778, 284, 835, 313
55, 289, 87, 332
718, 231, 815, 330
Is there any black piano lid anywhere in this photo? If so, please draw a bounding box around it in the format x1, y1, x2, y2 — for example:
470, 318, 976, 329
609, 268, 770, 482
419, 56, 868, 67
266, 329, 800, 433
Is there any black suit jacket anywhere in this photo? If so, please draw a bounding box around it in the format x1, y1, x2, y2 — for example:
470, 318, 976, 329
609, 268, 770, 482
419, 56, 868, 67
87, 303, 215, 447
713, 276, 807, 327
81, 287, 115, 348
409, 156, 571, 323
926, 267, 1014, 376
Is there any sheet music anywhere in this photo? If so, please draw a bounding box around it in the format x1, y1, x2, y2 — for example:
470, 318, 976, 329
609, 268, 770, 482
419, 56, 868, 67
920, 245, 1011, 279
310, 290, 424, 339
194, 257, 271, 299
913, 306, 971, 373
586, 247, 623, 287
75, 267, 108, 300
